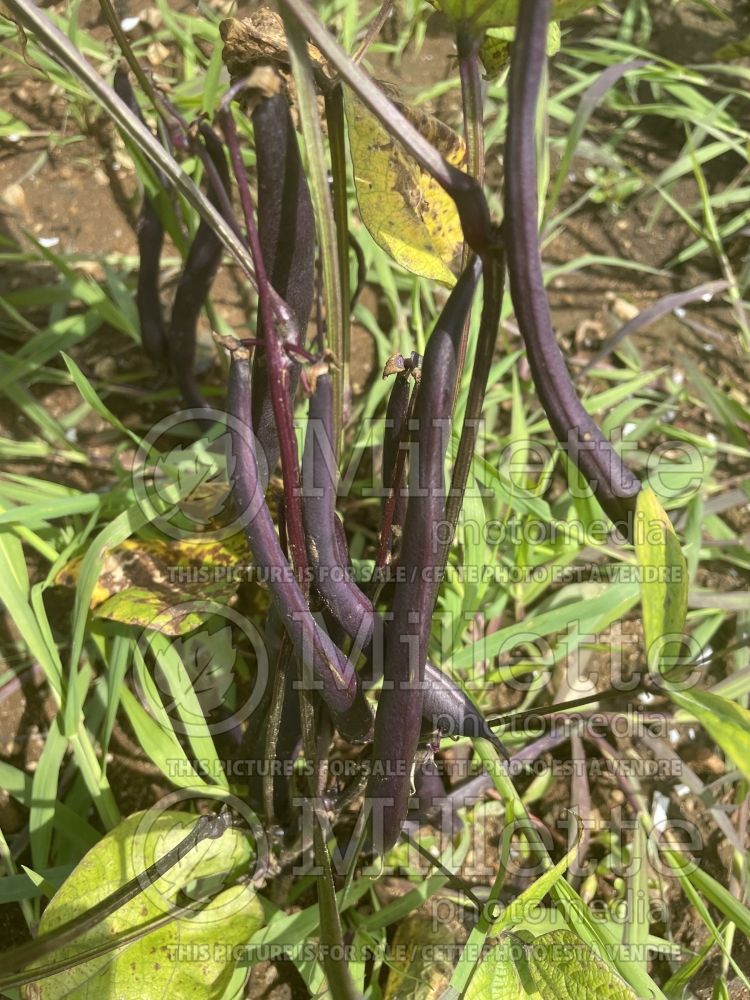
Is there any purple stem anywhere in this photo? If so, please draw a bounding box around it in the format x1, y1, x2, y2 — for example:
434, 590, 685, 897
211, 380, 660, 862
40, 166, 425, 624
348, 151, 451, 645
220, 107, 308, 577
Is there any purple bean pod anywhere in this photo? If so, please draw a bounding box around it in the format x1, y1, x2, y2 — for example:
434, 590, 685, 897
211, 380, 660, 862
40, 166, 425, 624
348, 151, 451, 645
113, 67, 168, 365
405, 755, 463, 840
227, 350, 372, 744
380, 369, 414, 559
251, 91, 315, 476
366, 256, 483, 853
302, 372, 374, 640
420, 661, 508, 759
243, 605, 302, 825
504, 0, 640, 537
303, 371, 504, 757
169, 123, 233, 410
382, 370, 411, 502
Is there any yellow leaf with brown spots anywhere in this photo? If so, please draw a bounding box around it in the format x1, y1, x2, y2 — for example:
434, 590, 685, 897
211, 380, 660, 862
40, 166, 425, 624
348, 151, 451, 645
55, 535, 263, 636
344, 90, 466, 286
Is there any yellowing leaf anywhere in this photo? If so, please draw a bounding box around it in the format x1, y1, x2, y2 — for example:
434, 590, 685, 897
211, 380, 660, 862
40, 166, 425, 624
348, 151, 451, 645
344, 89, 466, 285
428, 0, 596, 31
95, 588, 212, 636
55, 535, 263, 636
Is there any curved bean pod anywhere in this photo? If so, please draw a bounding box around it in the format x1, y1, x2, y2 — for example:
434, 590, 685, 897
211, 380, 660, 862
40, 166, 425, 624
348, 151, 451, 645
243, 605, 302, 825
421, 661, 508, 758
504, 0, 640, 537
227, 350, 372, 744
169, 123, 233, 410
113, 67, 168, 364
366, 256, 483, 853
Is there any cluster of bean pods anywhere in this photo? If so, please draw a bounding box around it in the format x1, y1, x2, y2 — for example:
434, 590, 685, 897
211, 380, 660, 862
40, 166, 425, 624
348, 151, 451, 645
126, 0, 640, 856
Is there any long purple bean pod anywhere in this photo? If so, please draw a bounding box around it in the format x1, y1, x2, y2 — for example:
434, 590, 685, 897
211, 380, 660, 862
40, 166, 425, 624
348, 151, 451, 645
382, 371, 411, 501
379, 367, 415, 562
169, 123, 233, 410
113, 67, 168, 365
366, 256, 483, 853
302, 371, 374, 640
243, 605, 302, 825
504, 0, 640, 536
221, 107, 309, 577
304, 370, 505, 757
227, 349, 372, 744
250, 91, 316, 476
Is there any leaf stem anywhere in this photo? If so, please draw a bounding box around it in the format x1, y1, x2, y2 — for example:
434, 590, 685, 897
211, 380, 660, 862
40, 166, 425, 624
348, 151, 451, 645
282, 7, 345, 455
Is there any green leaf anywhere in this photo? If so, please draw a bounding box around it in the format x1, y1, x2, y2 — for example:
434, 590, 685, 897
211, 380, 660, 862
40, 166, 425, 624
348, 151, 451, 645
528, 930, 638, 999
61, 353, 141, 446
668, 687, 750, 784
451, 580, 639, 671
480, 21, 561, 79
428, 0, 595, 32
118, 686, 208, 790
25, 811, 263, 1000
464, 937, 531, 999
491, 816, 583, 936
465, 929, 637, 999
634, 487, 688, 673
